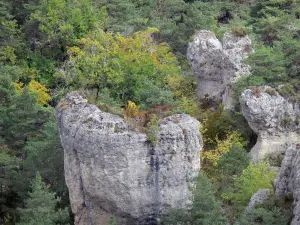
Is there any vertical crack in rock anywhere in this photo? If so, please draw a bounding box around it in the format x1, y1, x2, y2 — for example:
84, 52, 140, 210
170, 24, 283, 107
56, 92, 202, 225
150, 148, 160, 225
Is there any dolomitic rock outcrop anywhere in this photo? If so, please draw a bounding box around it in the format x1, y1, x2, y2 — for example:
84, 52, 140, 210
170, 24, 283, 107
56, 92, 202, 225
240, 86, 300, 162
275, 143, 300, 225
187, 30, 253, 109
245, 189, 271, 212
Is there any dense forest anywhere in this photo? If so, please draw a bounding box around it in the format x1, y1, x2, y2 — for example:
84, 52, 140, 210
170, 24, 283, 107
1, 0, 300, 224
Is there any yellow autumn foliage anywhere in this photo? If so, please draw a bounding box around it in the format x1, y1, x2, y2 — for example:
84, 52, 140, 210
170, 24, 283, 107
123, 101, 139, 119
201, 131, 246, 167
14, 80, 51, 105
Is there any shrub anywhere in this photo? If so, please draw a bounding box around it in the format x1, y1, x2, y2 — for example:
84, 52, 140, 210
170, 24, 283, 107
222, 162, 276, 211
123, 101, 139, 120
200, 105, 233, 150
145, 115, 160, 146
175, 96, 201, 120
276, 79, 300, 102
202, 131, 247, 171
244, 46, 287, 83
236, 207, 289, 225
231, 27, 247, 36
134, 79, 174, 110
217, 143, 250, 181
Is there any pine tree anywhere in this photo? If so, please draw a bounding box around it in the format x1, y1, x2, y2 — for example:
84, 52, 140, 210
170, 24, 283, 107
23, 119, 67, 196
0, 89, 50, 153
0, 138, 20, 224
17, 172, 69, 225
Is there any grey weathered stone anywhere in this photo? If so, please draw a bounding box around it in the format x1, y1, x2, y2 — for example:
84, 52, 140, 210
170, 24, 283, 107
187, 30, 252, 109
240, 86, 300, 162
245, 189, 271, 212
275, 143, 300, 225
56, 92, 203, 225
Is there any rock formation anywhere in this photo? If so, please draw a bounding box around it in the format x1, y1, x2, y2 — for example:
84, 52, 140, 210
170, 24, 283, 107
275, 143, 300, 225
240, 86, 300, 162
187, 30, 252, 109
56, 92, 202, 225
245, 189, 271, 212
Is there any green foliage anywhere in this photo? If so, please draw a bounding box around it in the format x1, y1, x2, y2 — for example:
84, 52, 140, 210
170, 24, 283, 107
201, 132, 247, 177
0, 89, 50, 152
162, 172, 226, 225
0, 2, 24, 65
276, 79, 300, 101
0, 139, 20, 224
245, 46, 287, 83
27, 0, 104, 55
215, 144, 250, 200
0, 65, 51, 153
234, 44, 289, 96
17, 172, 69, 225
101, 0, 219, 57
201, 105, 234, 149
23, 118, 67, 196
0, 65, 21, 105
59, 27, 181, 107
1, 0, 299, 223
217, 144, 250, 178
282, 37, 300, 78
134, 79, 174, 110
175, 96, 201, 119
146, 115, 160, 146
231, 0, 300, 96
237, 207, 289, 225
109, 216, 117, 225
223, 162, 276, 211
250, 0, 298, 46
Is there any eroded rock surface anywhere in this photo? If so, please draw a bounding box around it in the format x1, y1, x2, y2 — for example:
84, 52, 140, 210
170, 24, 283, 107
56, 92, 202, 225
245, 189, 271, 212
240, 86, 300, 162
275, 143, 300, 225
187, 30, 252, 109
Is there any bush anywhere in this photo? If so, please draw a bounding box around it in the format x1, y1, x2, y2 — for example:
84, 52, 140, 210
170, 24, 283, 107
145, 115, 160, 146
236, 207, 289, 225
217, 143, 250, 181
201, 132, 247, 177
200, 105, 234, 150
123, 101, 139, 120
134, 79, 174, 110
244, 46, 287, 83
231, 27, 247, 36
222, 162, 276, 211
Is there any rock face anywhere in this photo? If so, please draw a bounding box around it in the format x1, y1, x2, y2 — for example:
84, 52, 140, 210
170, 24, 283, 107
275, 143, 300, 225
187, 30, 252, 109
245, 189, 271, 212
56, 92, 202, 225
240, 86, 300, 162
